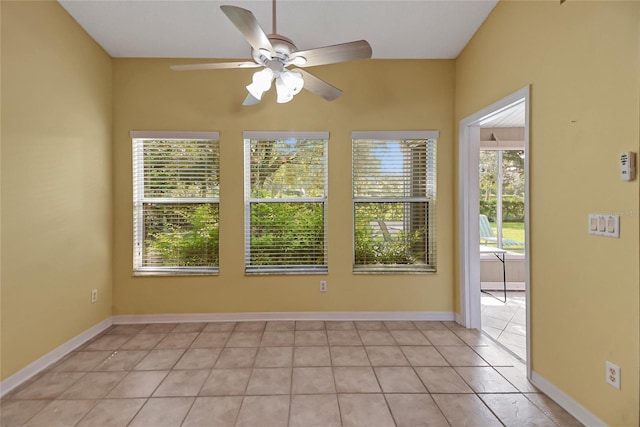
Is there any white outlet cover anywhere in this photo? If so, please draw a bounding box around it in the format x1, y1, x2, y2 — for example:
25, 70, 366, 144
606, 361, 621, 390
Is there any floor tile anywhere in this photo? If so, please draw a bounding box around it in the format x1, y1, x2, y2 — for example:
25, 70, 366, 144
106, 370, 168, 398
155, 332, 199, 349
295, 330, 328, 346
153, 369, 210, 397
120, 333, 165, 350
134, 349, 184, 370
296, 321, 325, 330
254, 346, 293, 367
50, 351, 112, 372
473, 344, 520, 366
354, 321, 385, 330
93, 350, 147, 371
234, 321, 266, 332
386, 393, 449, 427
199, 369, 251, 395
422, 330, 465, 346
173, 322, 206, 333
76, 398, 145, 427
246, 368, 291, 395
524, 393, 583, 426
358, 330, 395, 345
436, 346, 488, 366
202, 322, 236, 332
383, 321, 416, 330
374, 367, 426, 393
365, 346, 409, 366
389, 330, 431, 345
107, 324, 147, 335
337, 394, 395, 427
128, 397, 193, 427
23, 400, 95, 426
289, 394, 341, 427
432, 394, 502, 427
265, 320, 295, 331
327, 330, 363, 345
454, 366, 518, 393
59, 371, 126, 399
413, 321, 448, 330
294, 346, 331, 366
325, 321, 356, 331
191, 332, 230, 348
226, 331, 263, 347
0, 400, 49, 427
182, 396, 243, 427
260, 331, 295, 346
0, 319, 587, 427
141, 323, 178, 334
333, 367, 381, 393
414, 367, 473, 393
173, 348, 221, 370
453, 329, 494, 346
214, 347, 257, 368
292, 367, 336, 394
235, 395, 289, 427
330, 346, 370, 366
494, 366, 539, 393
480, 393, 556, 426
85, 334, 131, 351
401, 346, 449, 366
13, 372, 84, 399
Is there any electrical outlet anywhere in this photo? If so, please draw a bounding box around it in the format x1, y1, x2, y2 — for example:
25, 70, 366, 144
606, 361, 620, 389
91, 289, 98, 304
319, 281, 327, 292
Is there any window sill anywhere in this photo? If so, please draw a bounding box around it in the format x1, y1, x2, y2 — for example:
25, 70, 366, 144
133, 268, 219, 277
353, 266, 436, 274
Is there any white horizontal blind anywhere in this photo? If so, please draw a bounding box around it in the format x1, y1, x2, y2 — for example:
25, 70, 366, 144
132, 134, 220, 273
352, 135, 437, 272
244, 134, 328, 274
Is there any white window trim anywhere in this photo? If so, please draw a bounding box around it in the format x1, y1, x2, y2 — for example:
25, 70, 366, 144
352, 130, 438, 274
243, 132, 329, 275
132, 131, 220, 276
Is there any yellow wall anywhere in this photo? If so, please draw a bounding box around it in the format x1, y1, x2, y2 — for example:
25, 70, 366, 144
112, 59, 456, 315
0, 1, 113, 380
456, 1, 639, 425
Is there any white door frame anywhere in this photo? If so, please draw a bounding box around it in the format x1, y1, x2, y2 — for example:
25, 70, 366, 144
457, 86, 531, 370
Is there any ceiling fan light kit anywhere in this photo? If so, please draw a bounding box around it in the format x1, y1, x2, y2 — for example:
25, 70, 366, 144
170, 0, 372, 105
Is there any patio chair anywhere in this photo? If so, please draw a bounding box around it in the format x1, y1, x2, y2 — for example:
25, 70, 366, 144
479, 214, 524, 247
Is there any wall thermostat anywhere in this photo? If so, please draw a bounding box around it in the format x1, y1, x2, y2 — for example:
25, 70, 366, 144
620, 152, 636, 181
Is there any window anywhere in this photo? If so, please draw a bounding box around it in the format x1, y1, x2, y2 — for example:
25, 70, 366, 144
132, 131, 220, 274
352, 131, 438, 272
244, 131, 328, 274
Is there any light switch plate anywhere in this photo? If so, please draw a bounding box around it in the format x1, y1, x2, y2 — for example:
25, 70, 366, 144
588, 214, 619, 238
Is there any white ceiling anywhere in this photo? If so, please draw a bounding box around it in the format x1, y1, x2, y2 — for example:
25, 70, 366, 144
58, 0, 498, 59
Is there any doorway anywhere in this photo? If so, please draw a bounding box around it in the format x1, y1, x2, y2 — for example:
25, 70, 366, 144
458, 87, 531, 369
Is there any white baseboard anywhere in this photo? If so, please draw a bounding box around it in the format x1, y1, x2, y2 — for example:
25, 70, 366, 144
481, 281, 526, 291
112, 311, 456, 324
0, 317, 113, 398
530, 371, 606, 427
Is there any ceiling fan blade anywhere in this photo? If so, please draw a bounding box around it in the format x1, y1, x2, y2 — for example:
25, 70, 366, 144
220, 5, 275, 55
295, 69, 343, 101
243, 93, 261, 106
291, 40, 372, 68
170, 62, 260, 71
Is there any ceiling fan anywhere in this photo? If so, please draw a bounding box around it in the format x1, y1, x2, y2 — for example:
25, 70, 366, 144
170, 0, 373, 105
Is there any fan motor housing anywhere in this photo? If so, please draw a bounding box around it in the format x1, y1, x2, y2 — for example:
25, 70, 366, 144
252, 33, 298, 65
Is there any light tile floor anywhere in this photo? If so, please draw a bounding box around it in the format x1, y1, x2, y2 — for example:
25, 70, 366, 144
481, 291, 527, 361
1, 320, 582, 426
